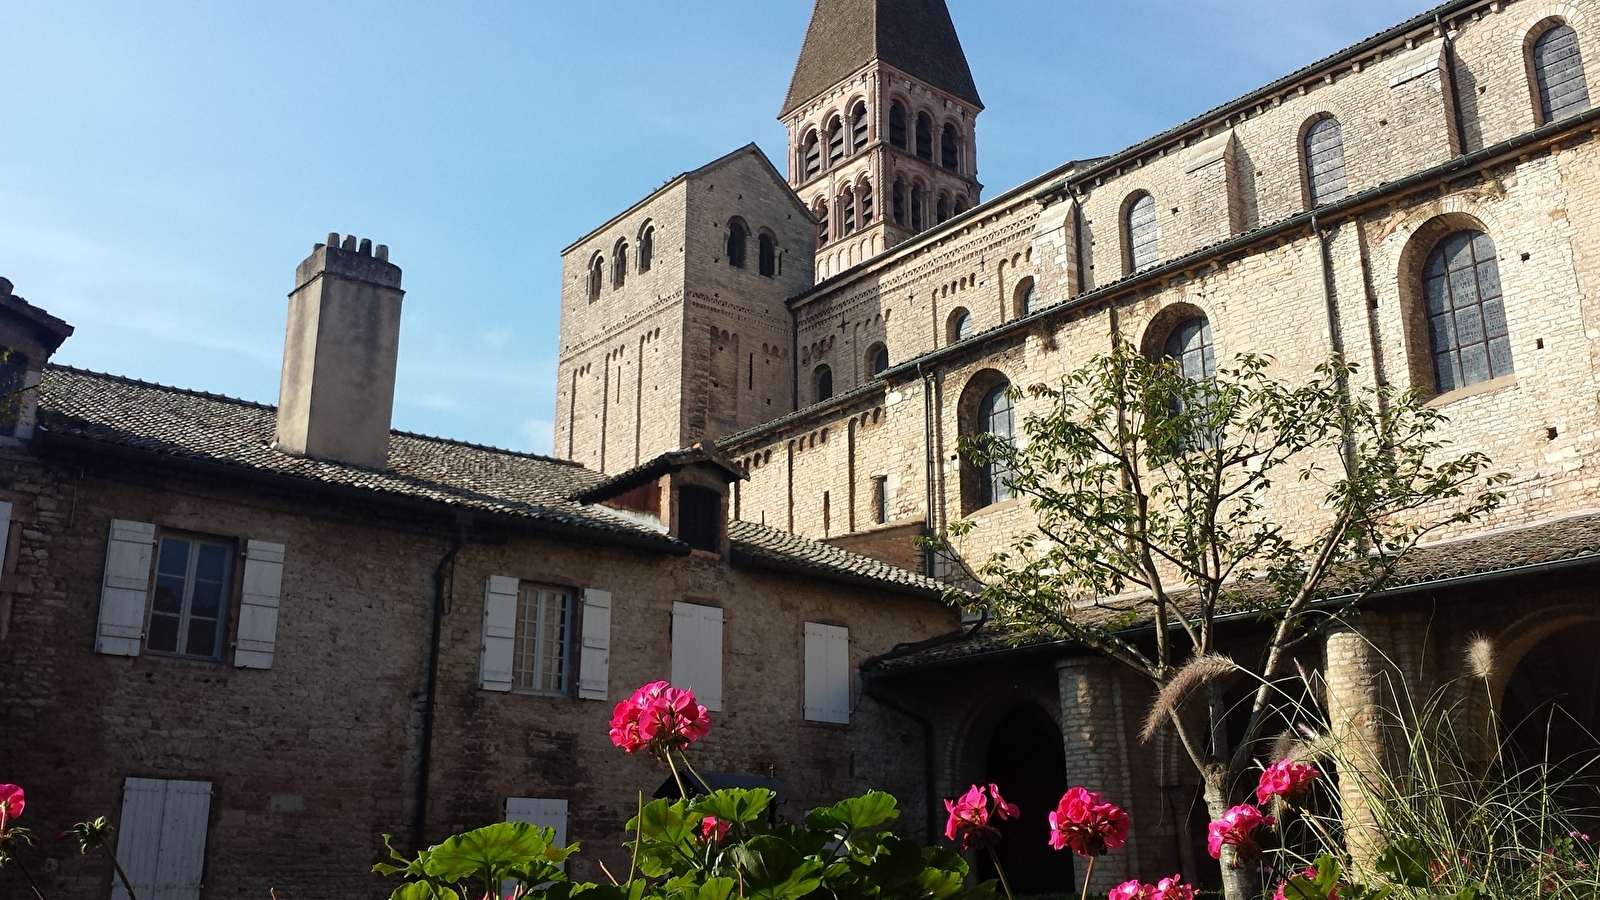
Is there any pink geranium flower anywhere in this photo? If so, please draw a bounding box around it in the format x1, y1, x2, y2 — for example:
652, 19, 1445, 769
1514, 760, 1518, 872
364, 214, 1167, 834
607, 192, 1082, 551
1047, 787, 1130, 857
0, 784, 22, 830
1256, 760, 1321, 806
700, 816, 730, 842
1273, 867, 1337, 900
1207, 803, 1275, 865
1109, 880, 1155, 900
943, 783, 1018, 850
609, 681, 713, 756
1152, 874, 1197, 900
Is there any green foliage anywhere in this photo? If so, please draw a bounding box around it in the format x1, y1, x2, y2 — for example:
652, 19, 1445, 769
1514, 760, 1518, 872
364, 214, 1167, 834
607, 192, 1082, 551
380, 790, 990, 900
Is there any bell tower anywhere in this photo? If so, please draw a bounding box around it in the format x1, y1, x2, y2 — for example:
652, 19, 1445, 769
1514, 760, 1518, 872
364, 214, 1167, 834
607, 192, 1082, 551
780, 0, 984, 280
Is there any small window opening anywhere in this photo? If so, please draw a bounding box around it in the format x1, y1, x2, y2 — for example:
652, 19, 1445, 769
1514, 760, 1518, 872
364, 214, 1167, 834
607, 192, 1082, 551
816, 201, 830, 246
892, 180, 906, 226
851, 102, 869, 152
869, 344, 889, 376
941, 124, 959, 171
758, 233, 777, 277
871, 476, 889, 525
678, 486, 723, 555
842, 189, 856, 235
728, 220, 748, 269
911, 186, 924, 231
639, 226, 654, 272
814, 365, 834, 402
915, 113, 934, 160
889, 102, 908, 150
588, 255, 604, 302
803, 131, 822, 180
827, 116, 845, 166
860, 181, 875, 225
612, 242, 628, 289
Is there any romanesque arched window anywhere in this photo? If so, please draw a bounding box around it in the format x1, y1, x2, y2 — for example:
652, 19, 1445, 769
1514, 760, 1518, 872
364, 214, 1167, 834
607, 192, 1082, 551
639, 224, 654, 273
851, 102, 869, 152
814, 365, 834, 402
588, 255, 604, 302
892, 179, 907, 226
827, 115, 845, 166
816, 200, 830, 246
1304, 116, 1349, 206
612, 240, 629, 289
889, 102, 908, 150
860, 180, 875, 225
941, 123, 960, 171
1163, 316, 1216, 382
727, 219, 748, 269
1533, 22, 1591, 123
758, 232, 777, 278
803, 130, 822, 180
1424, 230, 1512, 393
868, 343, 889, 376
915, 113, 934, 161
911, 185, 925, 231
1126, 192, 1160, 273
841, 188, 857, 236
936, 194, 951, 225
1015, 277, 1036, 317
977, 384, 1015, 507
954, 195, 968, 215
948, 308, 973, 343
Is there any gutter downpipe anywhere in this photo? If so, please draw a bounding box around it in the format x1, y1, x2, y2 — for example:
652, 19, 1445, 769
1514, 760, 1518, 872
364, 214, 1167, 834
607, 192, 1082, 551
1312, 212, 1357, 469
917, 362, 938, 575
412, 520, 466, 853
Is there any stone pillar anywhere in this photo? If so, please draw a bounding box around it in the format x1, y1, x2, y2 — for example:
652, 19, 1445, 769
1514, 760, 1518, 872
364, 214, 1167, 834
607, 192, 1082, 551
1056, 656, 1139, 894
1323, 623, 1389, 867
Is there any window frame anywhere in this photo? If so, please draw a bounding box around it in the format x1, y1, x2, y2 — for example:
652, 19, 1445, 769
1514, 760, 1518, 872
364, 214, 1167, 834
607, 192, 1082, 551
850, 102, 869, 153
145, 531, 237, 662
512, 582, 576, 697
871, 475, 889, 525
948, 308, 973, 343
915, 112, 934, 161
1422, 229, 1513, 395
587, 255, 604, 303
1303, 116, 1350, 207
612, 241, 629, 290
1531, 21, 1592, 125
1125, 192, 1160, 273
638, 224, 654, 273
758, 232, 778, 278
814, 365, 834, 402
977, 385, 1016, 508
867, 343, 889, 377
888, 102, 908, 150
727, 219, 748, 269
940, 123, 960, 172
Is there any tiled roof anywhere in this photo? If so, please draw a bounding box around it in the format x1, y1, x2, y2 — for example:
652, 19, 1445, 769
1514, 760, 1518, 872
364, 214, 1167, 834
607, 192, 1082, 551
781, 0, 982, 117
866, 511, 1600, 671
35, 365, 940, 597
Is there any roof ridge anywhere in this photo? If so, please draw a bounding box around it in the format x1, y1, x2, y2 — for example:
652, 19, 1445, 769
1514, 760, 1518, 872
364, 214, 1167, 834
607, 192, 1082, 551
46, 362, 278, 411
391, 428, 589, 468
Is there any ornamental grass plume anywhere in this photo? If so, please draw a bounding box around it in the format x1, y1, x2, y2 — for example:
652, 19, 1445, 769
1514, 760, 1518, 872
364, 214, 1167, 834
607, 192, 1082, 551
1256, 760, 1321, 806
1206, 803, 1274, 866
1047, 787, 1130, 900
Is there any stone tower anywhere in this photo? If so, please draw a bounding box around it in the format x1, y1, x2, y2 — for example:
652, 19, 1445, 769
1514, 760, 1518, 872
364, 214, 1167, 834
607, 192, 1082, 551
554, 146, 814, 474
781, 0, 984, 280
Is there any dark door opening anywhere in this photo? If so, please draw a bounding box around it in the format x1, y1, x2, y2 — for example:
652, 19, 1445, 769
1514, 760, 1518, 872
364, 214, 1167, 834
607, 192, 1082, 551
979, 707, 1074, 896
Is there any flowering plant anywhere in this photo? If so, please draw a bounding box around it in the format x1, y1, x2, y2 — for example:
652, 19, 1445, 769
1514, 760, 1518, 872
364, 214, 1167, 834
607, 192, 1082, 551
608, 681, 713, 756
1207, 803, 1275, 865
1110, 874, 1197, 900
1046, 786, 1130, 858
1256, 760, 1321, 807
943, 783, 1018, 850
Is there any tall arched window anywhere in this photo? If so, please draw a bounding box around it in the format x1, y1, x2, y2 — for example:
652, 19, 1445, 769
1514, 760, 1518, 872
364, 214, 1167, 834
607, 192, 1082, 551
868, 343, 889, 376
827, 116, 845, 166
727, 220, 748, 269
639, 225, 654, 273
1163, 316, 1216, 382
978, 385, 1016, 507
889, 102, 908, 150
936, 194, 951, 224
758, 233, 777, 278
915, 113, 934, 160
1533, 23, 1591, 123
1304, 116, 1349, 206
1015, 277, 1036, 317
941, 123, 960, 171
954, 195, 968, 215
814, 365, 834, 402
892, 179, 907, 225
911, 186, 925, 231
1126, 193, 1160, 273
612, 241, 629, 289
860, 180, 875, 224
803, 131, 822, 180
1424, 230, 1512, 393
816, 201, 830, 246
851, 102, 869, 152
588, 255, 604, 302
841, 188, 857, 235
948, 308, 973, 343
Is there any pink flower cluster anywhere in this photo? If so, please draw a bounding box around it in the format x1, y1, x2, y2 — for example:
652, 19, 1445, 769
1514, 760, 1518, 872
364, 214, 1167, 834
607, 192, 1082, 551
608, 681, 712, 756
1109, 874, 1196, 900
699, 816, 730, 842
1272, 866, 1339, 900
1256, 760, 1321, 806
1047, 787, 1130, 858
1207, 803, 1275, 864
943, 783, 1019, 850
0, 784, 22, 831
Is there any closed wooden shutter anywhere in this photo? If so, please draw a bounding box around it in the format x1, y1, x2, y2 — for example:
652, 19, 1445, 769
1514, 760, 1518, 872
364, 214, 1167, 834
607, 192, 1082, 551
1304, 117, 1349, 206
578, 589, 611, 701
804, 623, 851, 724
96, 520, 156, 657
506, 797, 569, 847
480, 575, 519, 691
671, 602, 723, 711
1535, 24, 1591, 123
1127, 194, 1160, 272
234, 540, 284, 669
114, 778, 211, 900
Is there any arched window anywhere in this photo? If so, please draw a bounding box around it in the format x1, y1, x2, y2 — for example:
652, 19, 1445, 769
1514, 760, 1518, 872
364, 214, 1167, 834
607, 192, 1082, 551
936, 194, 951, 224
827, 116, 845, 166
727, 220, 748, 269
1424, 230, 1512, 393
588, 255, 604, 302
816, 201, 830, 246
1015, 277, 1036, 317
841, 188, 857, 235
758, 233, 777, 278
639, 224, 654, 273
948, 308, 974, 343
889, 102, 908, 150
1126, 193, 1160, 273
814, 365, 834, 402
954, 195, 968, 215
803, 131, 822, 180
911, 185, 925, 231
1163, 316, 1216, 382
892, 179, 907, 225
612, 241, 629, 289
1304, 117, 1349, 206
941, 123, 960, 171
868, 343, 889, 376
916, 113, 934, 160
851, 102, 869, 152
1533, 23, 1591, 123
978, 385, 1016, 507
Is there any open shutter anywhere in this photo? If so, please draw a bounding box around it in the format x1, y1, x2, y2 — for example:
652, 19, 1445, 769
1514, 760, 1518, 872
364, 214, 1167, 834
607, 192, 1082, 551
479, 575, 519, 691
113, 778, 211, 900
671, 602, 723, 711
113, 779, 166, 900
578, 589, 611, 701
234, 540, 284, 669
804, 623, 851, 724
96, 519, 156, 657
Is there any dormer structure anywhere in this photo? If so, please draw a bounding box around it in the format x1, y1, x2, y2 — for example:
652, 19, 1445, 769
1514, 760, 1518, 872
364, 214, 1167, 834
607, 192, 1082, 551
572, 442, 748, 560
780, 0, 984, 280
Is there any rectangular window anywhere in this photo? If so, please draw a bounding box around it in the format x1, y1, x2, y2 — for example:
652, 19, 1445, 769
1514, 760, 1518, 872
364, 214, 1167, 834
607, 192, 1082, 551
671, 602, 724, 711
804, 623, 850, 724
113, 777, 212, 900
148, 535, 234, 659
871, 476, 888, 525
514, 583, 573, 695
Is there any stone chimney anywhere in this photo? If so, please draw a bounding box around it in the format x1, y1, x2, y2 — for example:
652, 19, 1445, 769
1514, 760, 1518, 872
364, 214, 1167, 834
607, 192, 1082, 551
275, 234, 404, 469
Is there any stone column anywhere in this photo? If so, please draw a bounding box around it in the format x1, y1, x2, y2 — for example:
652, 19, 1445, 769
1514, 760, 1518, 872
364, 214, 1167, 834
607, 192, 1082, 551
1323, 622, 1389, 867
1056, 656, 1139, 894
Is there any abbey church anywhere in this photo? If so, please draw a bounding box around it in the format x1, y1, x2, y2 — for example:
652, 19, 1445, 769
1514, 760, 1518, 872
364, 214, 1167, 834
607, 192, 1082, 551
6, 0, 1600, 896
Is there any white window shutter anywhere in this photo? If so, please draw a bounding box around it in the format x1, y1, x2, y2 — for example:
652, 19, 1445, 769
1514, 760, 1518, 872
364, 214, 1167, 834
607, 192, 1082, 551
671, 602, 723, 711
506, 797, 569, 846
804, 623, 851, 724
578, 589, 612, 701
234, 540, 284, 669
479, 575, 519, 692
96, 520, 156, 657
113, 778, 211, 900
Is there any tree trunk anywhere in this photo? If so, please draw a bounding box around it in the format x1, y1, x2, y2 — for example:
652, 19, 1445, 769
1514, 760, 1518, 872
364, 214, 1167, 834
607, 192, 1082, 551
1203, 773, 1259, 900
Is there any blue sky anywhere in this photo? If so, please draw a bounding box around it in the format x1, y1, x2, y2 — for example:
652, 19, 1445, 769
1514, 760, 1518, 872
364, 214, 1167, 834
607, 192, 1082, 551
1, 0, 1429, 455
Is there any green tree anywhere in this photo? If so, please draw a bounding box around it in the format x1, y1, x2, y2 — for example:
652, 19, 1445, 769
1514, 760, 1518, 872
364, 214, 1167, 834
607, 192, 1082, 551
944, 345, 1504, 900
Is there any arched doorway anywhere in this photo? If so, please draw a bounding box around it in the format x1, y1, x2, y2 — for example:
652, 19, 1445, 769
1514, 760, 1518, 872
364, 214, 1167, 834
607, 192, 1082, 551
1500, 621, 1600, 782
978, 706, 1074, 896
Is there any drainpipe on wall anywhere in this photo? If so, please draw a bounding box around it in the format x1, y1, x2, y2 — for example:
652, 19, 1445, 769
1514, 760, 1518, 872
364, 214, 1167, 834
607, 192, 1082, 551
917, 362, 937, 575
1313, 214, 1358, 473
412, 521, 466, 853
